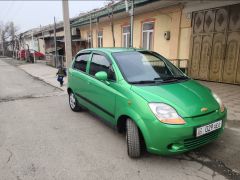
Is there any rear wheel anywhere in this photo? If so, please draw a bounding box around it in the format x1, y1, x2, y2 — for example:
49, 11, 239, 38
69, 91, 81, 112
126, 118, 141, 158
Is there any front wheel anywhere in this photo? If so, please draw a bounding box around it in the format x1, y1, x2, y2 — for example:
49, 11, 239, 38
126, 118, 141, 158
69, 91, 81, 112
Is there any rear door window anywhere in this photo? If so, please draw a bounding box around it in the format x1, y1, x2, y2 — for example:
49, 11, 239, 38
73, 54, 90, 72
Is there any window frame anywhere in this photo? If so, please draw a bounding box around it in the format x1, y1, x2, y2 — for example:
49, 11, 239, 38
89, 51, 116, 82
122, 25, 130, 48
141, 21, 154, 50
97, 31, 103, 48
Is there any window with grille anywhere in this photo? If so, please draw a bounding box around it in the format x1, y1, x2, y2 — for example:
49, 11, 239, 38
97, 31, 103, 48
122, 25, 130, 48
142, 22, 154, 50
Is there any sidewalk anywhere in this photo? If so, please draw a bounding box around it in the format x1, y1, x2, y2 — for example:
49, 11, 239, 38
19, 62, 67, 92
199, 81, 240, 124
19, 62, 240, 125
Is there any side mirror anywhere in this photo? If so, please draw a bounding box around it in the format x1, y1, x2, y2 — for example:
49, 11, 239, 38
95, 71, 108, 81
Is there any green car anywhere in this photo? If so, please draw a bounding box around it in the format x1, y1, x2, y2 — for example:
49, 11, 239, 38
67, 48, 227, 158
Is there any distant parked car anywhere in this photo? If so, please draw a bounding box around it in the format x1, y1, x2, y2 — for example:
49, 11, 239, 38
17, 49, 45, 60
17, 49, 27, 60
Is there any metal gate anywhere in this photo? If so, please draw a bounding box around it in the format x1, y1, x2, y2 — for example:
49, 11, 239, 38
190, 4, 240, 84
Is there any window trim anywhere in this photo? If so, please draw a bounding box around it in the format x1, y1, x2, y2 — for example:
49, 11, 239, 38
141, 19, 155, 50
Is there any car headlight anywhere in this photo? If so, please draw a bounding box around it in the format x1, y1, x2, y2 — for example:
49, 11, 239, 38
148, 103, 185, 125
212, 93, 225, 112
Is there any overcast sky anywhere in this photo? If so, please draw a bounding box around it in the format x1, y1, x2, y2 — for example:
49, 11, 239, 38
0, 0, 109, 32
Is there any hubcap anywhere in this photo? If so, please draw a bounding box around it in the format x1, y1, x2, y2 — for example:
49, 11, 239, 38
69, 93, 76, 109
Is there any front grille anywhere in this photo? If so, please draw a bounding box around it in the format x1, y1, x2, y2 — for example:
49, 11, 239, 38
184, 130, 220, 149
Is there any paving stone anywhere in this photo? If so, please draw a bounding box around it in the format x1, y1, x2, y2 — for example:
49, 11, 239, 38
196, 170, 213, 180
200, 166, 214, 175
198, 81, 240, 123
213, 174, 227, 180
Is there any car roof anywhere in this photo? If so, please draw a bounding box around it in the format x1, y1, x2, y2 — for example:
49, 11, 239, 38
83, 47, 145, 53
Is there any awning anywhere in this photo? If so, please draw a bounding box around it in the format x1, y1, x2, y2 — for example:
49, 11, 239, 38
72, 39, 86, 42
45, 47, 62, 53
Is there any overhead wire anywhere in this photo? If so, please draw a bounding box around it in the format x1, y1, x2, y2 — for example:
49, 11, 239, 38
0, 1, 14, 21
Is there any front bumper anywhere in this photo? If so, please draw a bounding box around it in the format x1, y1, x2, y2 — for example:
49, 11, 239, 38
142, 109, 227, 155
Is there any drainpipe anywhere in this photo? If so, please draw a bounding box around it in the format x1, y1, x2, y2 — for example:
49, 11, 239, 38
96, 17, 99, 47
54, 16, 58, 67
130, 0, 134, 48
90, 13, 92, 48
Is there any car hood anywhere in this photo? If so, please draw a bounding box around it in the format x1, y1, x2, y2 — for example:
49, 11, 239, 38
131, 80, 219, 118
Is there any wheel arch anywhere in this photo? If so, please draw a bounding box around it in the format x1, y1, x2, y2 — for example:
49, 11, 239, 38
116, 113, 148, 150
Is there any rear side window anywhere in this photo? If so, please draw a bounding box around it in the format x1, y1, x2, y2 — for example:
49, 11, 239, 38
89, 54, 115, 80
73, 54, 90, 72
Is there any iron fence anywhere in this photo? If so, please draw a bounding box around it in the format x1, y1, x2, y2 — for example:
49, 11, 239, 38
169, 59, 188, 75
45, 54, 66, 68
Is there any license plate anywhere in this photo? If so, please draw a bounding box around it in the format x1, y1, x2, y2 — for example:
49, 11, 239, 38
196, 120, 222, 137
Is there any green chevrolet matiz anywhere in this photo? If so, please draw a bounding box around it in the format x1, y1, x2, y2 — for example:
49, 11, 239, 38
67, 48, 227, 158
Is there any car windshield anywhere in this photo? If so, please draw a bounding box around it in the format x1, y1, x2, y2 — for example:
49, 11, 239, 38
112, 51, 188, 84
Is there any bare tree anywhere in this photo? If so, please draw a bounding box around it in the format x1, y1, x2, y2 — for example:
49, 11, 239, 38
107, 0, 116, 47
0, 21, 19, 57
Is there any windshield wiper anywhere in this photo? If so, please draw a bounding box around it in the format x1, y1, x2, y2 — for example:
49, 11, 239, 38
130, 80, 156, 84
155, 77, 178, 83
130, 76, 189, 84
155, 76, 189, 83
174, 76, 189, 80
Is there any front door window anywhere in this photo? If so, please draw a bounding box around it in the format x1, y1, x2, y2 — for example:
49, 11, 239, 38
89, 54, 115, 81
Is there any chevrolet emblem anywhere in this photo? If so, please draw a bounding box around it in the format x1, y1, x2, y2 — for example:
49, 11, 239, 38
201, 107, 208, 112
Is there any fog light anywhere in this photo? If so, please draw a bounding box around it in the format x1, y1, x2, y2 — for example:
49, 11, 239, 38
168, 143, 184, 151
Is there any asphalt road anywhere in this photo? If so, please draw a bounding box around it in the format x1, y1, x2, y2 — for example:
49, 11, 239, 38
0, 58, 239, 180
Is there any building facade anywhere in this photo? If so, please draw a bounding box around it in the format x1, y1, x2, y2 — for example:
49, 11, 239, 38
71, 0, 240, 85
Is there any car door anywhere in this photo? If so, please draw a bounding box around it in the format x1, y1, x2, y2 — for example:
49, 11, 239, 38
84, 52, 117, 124
68, 52, 91, 105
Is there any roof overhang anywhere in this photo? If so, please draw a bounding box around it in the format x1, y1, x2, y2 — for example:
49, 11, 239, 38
71, 0, 181, 28
183, 0, 240, 13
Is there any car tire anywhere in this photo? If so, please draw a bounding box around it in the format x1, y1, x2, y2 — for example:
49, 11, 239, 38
69, 91, 81, 112
126, 118, 141, 158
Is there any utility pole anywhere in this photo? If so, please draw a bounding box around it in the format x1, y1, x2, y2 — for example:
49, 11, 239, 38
1, 29, 5, 56
0, 29, 3, 56
54, 16, 57, 67
40, 25, 46, 54
62, 0, 72, 68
